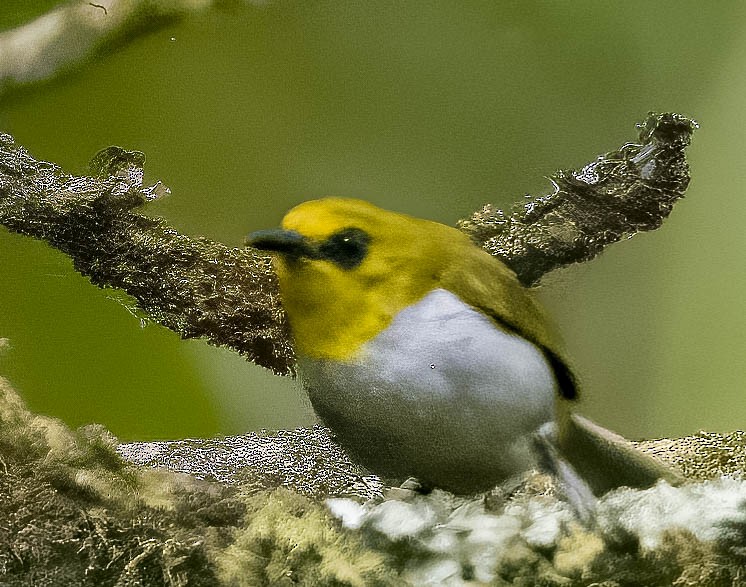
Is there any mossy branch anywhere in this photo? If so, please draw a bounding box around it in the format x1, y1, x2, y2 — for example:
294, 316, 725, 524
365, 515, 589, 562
0, 113, 696, 376
2, 375, 746, 586
0, 138, 295, 375
459, 112, 697, 286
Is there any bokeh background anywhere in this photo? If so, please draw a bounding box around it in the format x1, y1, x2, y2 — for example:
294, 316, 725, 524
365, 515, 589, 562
1, 1, 745, 441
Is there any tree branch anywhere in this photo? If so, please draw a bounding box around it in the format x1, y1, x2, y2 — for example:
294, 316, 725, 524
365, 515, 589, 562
459, 112, 697, 286
0, 139, 295, 375
0, 0, 256, 93
0, 112, 697, 376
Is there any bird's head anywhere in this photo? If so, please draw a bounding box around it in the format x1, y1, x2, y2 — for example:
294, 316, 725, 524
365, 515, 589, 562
247, 198, 468, 359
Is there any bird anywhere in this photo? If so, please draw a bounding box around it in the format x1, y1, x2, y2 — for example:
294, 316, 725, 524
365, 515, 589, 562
248, 197, 682, 497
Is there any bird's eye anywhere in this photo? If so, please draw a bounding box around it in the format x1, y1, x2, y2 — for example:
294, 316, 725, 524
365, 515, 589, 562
318, 228, 371, 270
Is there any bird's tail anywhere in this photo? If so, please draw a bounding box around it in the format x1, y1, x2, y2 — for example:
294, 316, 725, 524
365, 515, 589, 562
534, 409, 685, 520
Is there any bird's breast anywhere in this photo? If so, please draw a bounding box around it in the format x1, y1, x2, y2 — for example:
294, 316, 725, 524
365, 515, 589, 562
299, 288, 558, 493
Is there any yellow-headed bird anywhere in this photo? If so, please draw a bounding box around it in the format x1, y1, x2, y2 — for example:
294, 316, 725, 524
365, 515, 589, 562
248, 198, 681, 496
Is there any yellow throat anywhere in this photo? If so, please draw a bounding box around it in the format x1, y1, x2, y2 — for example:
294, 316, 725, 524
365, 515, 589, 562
272, 198, 460, 360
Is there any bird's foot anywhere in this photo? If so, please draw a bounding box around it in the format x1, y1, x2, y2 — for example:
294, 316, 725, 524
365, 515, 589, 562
384, 477, 432, 501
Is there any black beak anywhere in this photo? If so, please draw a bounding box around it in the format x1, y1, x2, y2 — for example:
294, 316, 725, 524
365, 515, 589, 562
246, 229, 314, 257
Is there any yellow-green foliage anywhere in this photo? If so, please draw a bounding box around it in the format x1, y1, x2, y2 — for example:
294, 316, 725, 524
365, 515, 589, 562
0, 374, 167, 510
0, 377, 238, 585
219, 489, 398, 586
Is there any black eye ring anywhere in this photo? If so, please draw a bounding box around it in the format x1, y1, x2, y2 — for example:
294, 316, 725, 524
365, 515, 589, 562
317, 227, 371, 270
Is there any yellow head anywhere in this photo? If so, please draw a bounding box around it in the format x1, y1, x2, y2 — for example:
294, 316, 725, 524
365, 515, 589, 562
248, 198, 474, 360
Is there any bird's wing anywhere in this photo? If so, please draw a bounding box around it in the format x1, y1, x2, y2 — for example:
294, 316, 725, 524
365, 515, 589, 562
440, 246, 578, 400
441, 247, 686, 498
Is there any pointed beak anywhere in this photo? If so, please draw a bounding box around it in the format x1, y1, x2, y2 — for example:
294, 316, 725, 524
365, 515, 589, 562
245, 229, 314, 257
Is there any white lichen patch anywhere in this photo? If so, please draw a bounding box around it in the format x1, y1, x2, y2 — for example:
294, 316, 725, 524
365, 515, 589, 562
326, 478, 746, 586
328, 489, 575, 584
597, 477, 746, 549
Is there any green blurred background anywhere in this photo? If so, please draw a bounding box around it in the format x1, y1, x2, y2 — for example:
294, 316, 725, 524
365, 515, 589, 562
1, 1, 745, 441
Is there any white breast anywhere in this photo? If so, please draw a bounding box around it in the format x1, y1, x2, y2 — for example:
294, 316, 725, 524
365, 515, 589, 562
299, 288, 557, 493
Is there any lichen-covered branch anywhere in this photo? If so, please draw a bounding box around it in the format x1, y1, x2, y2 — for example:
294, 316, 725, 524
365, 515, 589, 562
2, 374, 746, 586
0, 0, 257, 93
119, 426, 384, 500
0, 137, 295, 375
459, 112, 697, 286
0, 113, 697, 376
